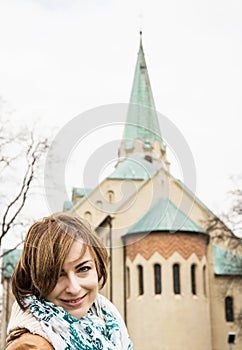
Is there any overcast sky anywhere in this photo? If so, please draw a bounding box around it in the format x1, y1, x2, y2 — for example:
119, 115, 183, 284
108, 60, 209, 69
0, 0, 242, 218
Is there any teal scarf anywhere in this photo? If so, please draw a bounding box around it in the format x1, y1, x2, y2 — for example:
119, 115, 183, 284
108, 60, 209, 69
25, 294, 132, 350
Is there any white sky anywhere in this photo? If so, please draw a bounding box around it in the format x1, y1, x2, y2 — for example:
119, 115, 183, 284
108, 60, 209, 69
0, 0, 242, 219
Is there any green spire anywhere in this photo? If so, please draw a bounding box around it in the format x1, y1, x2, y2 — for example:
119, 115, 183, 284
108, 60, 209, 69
123, 31, 163, 149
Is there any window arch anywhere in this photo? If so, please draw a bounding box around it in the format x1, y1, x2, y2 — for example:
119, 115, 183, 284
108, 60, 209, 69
84, 211, 92, 221
95, 200, 103, 209
154, 264, 162, 294
225, 296, 234, 322
191, 264, 197, 295
173, 263, 181, 294
107, 190, 114, 203
137, 265, 144, 295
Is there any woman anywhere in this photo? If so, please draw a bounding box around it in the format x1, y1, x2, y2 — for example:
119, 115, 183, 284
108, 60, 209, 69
5, 213, 132, 349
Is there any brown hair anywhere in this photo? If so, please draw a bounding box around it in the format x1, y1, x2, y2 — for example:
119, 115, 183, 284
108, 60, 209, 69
11, 212, 108, 310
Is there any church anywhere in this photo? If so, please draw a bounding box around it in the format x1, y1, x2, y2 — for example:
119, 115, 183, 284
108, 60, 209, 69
2, 33, 242, 350
64, 33, 242, 350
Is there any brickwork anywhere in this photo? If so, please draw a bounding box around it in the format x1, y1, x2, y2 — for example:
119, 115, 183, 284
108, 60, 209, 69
125, 232, 208, 261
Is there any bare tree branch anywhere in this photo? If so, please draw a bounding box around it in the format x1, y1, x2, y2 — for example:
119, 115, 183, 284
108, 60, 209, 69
0, 119, 49, 252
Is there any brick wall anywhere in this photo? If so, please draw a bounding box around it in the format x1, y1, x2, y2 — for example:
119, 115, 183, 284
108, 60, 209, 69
125, 232, 208, 261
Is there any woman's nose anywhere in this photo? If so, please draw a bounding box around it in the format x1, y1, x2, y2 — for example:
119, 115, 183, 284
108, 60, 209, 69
65, 275, 81, 294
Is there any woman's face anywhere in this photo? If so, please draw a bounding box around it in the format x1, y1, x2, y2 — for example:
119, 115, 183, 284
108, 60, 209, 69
46, 240, 99, 319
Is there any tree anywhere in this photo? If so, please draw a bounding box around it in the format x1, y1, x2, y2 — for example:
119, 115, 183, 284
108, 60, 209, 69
205, 175, 242, 251
0, 117, 49, 257
222, 178, 242, 238
0, 115, 50, 346
205, 176, 242, 338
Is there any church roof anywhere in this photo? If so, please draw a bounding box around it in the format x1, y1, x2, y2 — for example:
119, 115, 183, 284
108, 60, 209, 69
63, 200, 73, 211
2, 249, 22, 278
122, 32, 163, 150
72, 187, 93, 197
213, 245, 242, 275
64, 188, 92, 211
108, 154, 157, 180
125, 196, 206, 235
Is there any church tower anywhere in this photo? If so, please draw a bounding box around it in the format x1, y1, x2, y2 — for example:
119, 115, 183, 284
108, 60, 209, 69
117, 32, 212, 350
66, 33, 242, 350
119, 32, 169, 170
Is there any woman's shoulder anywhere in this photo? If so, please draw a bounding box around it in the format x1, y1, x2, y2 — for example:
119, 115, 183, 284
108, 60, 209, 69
8, 301, 46, 335
5, 328, 54, 350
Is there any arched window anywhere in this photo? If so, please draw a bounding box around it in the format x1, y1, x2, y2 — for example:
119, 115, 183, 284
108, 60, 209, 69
154, 264, 162, 294
191, 264, 197, 295
173, 263, 181, 294
107, 190, 114, 203
225, 296, 234, 322
144, 155, 152, 163
137, 265, 144, 295
203, 265, 207, 296
95, 200, 103, 209
84, 211, 92, 221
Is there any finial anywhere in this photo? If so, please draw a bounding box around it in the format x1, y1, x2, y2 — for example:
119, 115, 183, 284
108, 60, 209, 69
139, 29, 143, 51
138, 10, 144, 51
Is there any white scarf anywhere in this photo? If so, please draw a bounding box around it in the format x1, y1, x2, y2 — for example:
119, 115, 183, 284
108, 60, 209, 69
8, 294, 132, 350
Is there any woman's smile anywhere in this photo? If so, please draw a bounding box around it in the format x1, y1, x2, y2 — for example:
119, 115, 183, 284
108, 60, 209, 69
60, 294, 87, 307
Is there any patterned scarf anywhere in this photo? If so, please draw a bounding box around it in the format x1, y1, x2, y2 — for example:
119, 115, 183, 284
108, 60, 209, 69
24, 294, 132, 350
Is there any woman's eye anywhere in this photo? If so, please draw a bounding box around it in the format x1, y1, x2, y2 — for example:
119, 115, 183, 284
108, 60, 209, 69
78, 266, 91, 273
